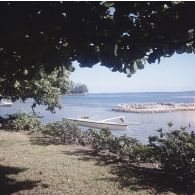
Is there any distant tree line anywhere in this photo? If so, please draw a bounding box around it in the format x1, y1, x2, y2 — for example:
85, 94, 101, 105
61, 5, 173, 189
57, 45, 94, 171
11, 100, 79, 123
68, 82, 88, 94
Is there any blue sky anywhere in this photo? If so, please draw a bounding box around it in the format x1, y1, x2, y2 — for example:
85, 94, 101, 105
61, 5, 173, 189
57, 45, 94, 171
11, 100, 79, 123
70, 53, 195, 93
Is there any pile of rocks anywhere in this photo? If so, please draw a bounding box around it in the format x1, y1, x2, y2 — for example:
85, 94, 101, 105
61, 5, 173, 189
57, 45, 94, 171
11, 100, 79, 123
112, 103, 195, 113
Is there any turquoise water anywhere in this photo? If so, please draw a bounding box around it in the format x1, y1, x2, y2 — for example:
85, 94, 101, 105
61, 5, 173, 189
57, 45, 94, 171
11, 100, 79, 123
1, 91, 195, 143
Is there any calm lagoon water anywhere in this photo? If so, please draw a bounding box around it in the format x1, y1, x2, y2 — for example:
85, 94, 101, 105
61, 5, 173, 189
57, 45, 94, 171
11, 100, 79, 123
1, 91, 195, 143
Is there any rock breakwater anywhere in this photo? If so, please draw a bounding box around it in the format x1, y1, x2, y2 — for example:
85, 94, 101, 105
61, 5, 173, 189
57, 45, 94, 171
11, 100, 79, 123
112, 102, 195, 113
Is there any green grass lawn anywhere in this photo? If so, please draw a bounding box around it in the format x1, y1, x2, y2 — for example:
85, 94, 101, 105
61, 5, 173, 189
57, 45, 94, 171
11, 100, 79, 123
0, 130, 187, 194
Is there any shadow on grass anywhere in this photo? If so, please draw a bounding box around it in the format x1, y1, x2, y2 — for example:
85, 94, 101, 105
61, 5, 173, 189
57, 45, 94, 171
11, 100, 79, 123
29, 135, 195, 194
0, 116, 14, 131
62, 148, 195, 195
30, 135, 57, 146
101, 164, 195, 195
61, 148, 103, 163
30, 134, 69, 146
0, 165, 40, 195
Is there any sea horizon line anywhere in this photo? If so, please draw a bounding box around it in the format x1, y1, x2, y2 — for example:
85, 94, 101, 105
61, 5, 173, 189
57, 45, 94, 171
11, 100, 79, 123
87, 90, 195, 94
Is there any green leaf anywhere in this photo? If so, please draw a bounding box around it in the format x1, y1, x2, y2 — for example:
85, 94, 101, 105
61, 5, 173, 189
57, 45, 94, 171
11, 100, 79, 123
102, 2, 114, 8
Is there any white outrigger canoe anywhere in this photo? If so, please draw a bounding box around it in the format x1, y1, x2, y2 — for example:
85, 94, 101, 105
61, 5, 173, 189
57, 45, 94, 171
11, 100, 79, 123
64, 116, 128, 131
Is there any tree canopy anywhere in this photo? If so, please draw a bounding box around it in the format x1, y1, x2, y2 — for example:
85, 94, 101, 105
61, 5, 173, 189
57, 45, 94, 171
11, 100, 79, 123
0, 1, 195, 100
0, 68, 70, 112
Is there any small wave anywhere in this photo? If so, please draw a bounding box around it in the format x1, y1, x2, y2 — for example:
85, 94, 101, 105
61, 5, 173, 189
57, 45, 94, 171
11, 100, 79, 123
112, 102, 195, 113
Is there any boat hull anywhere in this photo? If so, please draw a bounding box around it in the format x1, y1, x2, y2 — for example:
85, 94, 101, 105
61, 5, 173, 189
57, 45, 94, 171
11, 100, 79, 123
0, 102, 13, 107
65, 118, 128, 131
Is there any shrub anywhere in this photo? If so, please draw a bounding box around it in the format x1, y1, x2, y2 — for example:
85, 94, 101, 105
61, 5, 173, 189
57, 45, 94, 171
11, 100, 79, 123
87, 128, 113, 153
130, 143, 153, 164
87, 128, 141, 161
109, 135, 140, 161
41, 120, 82, 144
11, 113, 41, 131
149, 125, 195, 182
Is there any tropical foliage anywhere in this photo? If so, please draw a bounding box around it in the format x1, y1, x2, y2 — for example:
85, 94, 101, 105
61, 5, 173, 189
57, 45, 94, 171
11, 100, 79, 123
0, 66, 88, 113
149, 125, 195, 182
0, 68, 70, 112
11, 113, 41, 131
88, 128, 141, 161
41, 120, 83, 144
0, 2, 194, 90
28, 68, 71, 112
